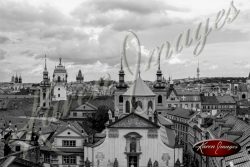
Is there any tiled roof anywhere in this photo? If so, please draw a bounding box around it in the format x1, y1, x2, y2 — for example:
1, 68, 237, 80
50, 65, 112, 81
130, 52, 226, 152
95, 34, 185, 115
201, 96, 219, 104
209, 115, 250, 166
238, 83, 248, 92
123, 76, 155, 96
166, 108, 197, 119
216, 96, 235, 104
157, 114, 173, 126
175, 89, 200, 96
87, 96, 114, 111
201, 96, 235, 104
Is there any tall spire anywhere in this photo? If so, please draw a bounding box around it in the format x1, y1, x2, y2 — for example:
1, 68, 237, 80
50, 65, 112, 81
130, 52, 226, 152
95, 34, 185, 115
197, 57, 200, 80
153, 51, 165, 89
120, 55, 123, 71
116, 53, 127, 89
44, 54, 47, 70
158, 51, 161, 70
59, 57, 62, 65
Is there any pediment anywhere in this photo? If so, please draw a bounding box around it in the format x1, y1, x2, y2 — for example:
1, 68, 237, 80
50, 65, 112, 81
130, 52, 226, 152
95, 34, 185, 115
74, 103, 97, 111
108, 113, 159, 129
54, 126, 83, 137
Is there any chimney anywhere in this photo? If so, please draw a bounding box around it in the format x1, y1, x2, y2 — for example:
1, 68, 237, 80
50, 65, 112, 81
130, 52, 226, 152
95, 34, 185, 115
108, 110, 113, 123
115, 109, 119, 121
153, 111, 158, 124
14, 125, 17, 132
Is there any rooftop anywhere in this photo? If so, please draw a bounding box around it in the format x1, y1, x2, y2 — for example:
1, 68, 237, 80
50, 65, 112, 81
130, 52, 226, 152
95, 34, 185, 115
165, 108, 197, 119
123, 76, 155, 97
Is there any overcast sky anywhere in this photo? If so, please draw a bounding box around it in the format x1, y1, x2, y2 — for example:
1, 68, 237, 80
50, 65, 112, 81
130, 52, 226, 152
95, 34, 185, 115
0, 0, 250, 83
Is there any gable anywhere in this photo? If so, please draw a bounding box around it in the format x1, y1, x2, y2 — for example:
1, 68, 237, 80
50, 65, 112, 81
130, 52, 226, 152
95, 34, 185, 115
170, 91, 177, 98
108, 113, 159, 129
55, 127, 82, 137
74, 103, 97, 111
167, 90, 178, 100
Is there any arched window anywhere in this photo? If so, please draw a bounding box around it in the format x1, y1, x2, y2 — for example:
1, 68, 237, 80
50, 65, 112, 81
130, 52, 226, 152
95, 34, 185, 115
135, 101, 143, 109
119, 95, 123, 103
158, 95, 162, 104
43, 93, 46, 100
126, 101, 130, 113
148, 101, 153, 109
242, 94, 246, 99
58, 76, 61, 82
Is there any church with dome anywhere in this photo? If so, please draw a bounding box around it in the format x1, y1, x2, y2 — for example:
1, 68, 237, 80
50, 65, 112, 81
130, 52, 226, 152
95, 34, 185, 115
84, 58, 183, 167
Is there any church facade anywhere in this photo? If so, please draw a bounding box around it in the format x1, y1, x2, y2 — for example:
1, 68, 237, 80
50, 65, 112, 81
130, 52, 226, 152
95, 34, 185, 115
84, 59, 183, 167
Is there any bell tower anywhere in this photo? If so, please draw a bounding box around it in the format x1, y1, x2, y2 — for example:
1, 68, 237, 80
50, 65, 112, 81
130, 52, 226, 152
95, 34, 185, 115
40, 55, 51, 109
115, 56, 128, 113
52, 57, 68, 101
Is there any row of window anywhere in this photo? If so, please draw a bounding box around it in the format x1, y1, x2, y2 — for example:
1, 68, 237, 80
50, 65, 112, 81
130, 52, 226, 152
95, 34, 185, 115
63, 155, 77, 164
119, 95, 163, 104
166, 115, 188, 124
202, 105, 235, 109
62, 140, 76, 147
167, 103, 200, 109
72, 112, 94, 117
175, 123, 188, 132
44, 155, 77, 164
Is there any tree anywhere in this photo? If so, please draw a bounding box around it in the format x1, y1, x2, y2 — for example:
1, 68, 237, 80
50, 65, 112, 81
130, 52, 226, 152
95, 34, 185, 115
91, 105, 110, 132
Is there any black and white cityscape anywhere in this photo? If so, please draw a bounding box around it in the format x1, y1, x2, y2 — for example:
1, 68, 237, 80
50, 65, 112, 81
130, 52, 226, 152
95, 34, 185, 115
0, 0, 250, 167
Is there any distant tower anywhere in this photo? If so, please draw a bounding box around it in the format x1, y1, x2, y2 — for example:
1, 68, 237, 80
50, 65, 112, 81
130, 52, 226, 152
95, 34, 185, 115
11, 75, 15, 83
115, 56, 128, 113
116, 56, 127, 89
247, 72, 250, 85
18, 75, 22, 83
153, 54, 165, 89
197, 58, 200, 81
153, 56, 166, 110
76, 70, 84, 83
15, 74, 18, 83
40, 55, 51, 109
52, 58, 67, 101
247, 72, 250, 101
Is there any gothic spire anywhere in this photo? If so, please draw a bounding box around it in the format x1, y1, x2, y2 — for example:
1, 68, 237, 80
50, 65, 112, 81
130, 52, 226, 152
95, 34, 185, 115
197, 57, 200, 80
44, 54, 47, 70
158, 51, 161, 70
120, 55, 123, 71
59, 57, 62, 65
